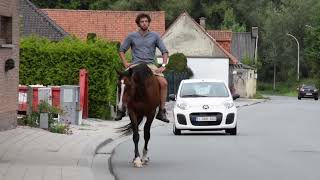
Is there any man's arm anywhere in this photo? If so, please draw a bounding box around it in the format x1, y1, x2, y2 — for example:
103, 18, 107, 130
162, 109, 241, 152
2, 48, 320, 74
119, 52, 130, 68
155, 33, 169, 72
119, 35, 132, 68
162, 53, 168, 65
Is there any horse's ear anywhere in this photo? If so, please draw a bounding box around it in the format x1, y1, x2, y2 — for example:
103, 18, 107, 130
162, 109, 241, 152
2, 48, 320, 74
128, 68, 133, 77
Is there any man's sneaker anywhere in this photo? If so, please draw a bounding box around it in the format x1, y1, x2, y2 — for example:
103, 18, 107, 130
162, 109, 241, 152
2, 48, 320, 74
156, 109, 170, 123
114, 108, 126, 121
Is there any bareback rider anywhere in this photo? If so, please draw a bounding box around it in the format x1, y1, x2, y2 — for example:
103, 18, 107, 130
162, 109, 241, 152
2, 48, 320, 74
115, 13, 169, 123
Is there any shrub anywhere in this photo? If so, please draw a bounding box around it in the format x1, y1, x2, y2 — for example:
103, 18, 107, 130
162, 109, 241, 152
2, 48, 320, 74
38, 101, 63, 127
19, 111, 39, 127
49, 123, 72, 134
19, 101, 72, 134
20, 36, 122, 119
165, 53, 193, 78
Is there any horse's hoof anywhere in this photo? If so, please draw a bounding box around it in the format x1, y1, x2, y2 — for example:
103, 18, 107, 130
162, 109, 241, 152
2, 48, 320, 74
142, 157, 150, 165
133, 157, 143, 168
134, 163, 143, 168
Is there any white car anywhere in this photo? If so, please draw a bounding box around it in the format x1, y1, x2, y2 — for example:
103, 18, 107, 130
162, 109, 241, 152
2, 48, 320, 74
169, 79, 239, 135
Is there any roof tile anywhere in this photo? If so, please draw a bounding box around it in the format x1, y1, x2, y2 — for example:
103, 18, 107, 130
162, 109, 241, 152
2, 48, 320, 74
42, 9, 166, 42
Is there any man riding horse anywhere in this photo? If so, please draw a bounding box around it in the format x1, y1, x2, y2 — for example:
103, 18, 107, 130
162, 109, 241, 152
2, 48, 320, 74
115, 13, 169, 123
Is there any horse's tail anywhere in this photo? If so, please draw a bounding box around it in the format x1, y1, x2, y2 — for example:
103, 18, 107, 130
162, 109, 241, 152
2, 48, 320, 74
117, 117, 144, 136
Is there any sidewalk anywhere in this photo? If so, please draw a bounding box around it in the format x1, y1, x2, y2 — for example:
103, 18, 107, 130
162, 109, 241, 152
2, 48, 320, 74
0, 115, 169, 180
0, 119, 128, 180
0, 99, 265, 180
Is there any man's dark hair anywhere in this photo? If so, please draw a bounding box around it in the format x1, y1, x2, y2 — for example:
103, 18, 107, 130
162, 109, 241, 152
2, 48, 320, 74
135, 13, 151, 25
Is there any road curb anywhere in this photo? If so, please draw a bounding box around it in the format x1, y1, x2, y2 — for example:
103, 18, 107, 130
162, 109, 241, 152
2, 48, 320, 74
78, 137, 114, 168
102, 122, 169, 180
94, 138, 113, 154
236, 99, 268, 108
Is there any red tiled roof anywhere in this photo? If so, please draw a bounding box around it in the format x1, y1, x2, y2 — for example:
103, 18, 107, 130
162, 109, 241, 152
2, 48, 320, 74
207, 30, 232, 42
207, 30, 233, 53
42, 9, 166, 42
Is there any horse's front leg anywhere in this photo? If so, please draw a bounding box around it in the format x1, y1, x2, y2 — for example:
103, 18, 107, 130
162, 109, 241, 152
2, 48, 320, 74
142, 112, 155, 165
131, 113, 143, 168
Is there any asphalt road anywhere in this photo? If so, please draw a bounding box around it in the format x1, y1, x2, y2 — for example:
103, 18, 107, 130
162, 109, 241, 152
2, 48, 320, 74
111, 96, 320, 180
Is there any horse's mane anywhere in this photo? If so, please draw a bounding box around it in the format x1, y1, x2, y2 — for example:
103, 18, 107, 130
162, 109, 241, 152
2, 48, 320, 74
129, 63, 153, 98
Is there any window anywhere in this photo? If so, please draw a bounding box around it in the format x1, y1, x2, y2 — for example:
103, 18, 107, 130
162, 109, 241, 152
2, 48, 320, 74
0, 16, 13, 45
180, 82, 230, 98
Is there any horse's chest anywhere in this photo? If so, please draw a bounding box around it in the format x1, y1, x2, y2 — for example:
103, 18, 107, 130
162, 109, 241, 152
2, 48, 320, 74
128, 101, 158, 113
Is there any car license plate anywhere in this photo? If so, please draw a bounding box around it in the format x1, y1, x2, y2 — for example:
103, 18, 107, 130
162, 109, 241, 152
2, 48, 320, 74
306, 93, 312, 95
196, 116, 217, 121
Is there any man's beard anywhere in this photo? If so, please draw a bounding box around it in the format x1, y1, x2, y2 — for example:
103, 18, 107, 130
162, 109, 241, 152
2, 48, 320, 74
140, 25, 149, 31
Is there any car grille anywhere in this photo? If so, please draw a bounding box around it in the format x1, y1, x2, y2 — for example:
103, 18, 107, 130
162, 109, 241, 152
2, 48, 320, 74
190, 113, 222, 126
301, 89, 314, 93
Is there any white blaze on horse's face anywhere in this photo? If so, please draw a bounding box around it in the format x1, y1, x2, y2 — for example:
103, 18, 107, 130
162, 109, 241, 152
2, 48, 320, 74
118, 79, 126, 110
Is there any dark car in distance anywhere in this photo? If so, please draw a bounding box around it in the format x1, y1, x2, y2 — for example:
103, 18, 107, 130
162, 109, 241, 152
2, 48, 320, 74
297, 84, 319, 100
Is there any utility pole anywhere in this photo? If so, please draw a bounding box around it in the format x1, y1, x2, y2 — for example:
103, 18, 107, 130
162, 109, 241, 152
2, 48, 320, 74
252, 27, 259, 65
273, 64, 276, 91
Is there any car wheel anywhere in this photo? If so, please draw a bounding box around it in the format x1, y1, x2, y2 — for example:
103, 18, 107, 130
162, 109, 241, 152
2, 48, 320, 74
298, 96, 301, 100
315, 97, 319, 100
173, 125, 181, 135
225, 125, 237, 135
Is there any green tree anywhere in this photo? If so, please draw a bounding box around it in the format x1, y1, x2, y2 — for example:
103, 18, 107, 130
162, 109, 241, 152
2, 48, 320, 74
304, 27, 320, 78
31, 0, 91, 9
220, 8, 245, 32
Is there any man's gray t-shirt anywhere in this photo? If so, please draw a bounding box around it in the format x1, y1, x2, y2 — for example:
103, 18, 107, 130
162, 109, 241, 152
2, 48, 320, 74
119, 31, 168, 64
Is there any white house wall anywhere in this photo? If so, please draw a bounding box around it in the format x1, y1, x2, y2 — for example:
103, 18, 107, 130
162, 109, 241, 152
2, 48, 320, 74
156, 13, 227, 58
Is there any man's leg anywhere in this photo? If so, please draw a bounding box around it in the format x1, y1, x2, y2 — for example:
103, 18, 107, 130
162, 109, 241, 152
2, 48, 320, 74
155, 76, 169, 123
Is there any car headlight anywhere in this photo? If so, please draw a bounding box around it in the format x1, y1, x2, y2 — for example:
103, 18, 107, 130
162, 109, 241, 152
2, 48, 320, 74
176, 102, 189, 110
315, 89, 319, 92
224, 101, 235, 109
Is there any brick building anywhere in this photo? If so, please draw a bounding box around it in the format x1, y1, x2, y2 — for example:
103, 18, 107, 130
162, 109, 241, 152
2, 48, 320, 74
0, 0, 20, 130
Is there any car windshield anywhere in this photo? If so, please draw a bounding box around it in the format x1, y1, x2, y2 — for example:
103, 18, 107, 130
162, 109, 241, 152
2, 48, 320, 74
180, 82, 229, 98
302, 84, 316, 89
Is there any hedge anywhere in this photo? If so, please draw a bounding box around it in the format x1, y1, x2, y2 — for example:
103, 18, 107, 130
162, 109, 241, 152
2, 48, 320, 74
166, 53, 193, 78
20, 36, 122, 119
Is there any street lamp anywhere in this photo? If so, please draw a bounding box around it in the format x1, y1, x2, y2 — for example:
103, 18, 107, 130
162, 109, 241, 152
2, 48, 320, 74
286, 33, 300, 81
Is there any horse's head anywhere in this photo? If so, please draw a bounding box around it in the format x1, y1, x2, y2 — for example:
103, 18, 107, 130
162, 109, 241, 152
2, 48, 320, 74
116, 69, 132, 87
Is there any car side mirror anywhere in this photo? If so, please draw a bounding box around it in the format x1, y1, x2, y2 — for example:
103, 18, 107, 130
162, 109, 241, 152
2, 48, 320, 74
169, 94, 176, 101
232, 94, 240, 100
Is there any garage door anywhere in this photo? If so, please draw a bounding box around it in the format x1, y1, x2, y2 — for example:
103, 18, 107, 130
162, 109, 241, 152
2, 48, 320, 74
187, 58, 229, 85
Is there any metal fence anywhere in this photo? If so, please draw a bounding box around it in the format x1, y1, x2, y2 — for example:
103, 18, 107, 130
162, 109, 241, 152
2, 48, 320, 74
164, 71, 190, 98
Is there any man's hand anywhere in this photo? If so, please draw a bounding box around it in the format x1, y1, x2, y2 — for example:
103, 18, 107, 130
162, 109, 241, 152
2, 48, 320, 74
124, 61, 131, 68
155, 66, 166, 73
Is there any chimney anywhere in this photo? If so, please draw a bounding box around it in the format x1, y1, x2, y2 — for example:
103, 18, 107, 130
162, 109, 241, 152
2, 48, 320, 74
199, 17, 206, 29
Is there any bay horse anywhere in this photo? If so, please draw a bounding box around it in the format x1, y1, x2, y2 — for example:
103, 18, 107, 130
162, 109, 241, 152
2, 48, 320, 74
117, 63, 161, 168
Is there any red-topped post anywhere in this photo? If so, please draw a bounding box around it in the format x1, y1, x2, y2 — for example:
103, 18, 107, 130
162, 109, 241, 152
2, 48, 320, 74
79, 69, 89, 119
